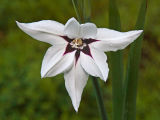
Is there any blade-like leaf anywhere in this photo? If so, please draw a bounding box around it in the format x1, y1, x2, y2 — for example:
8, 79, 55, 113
72, 0, 82, 23
83, 0, 91, 22
124, 0, 147, 120
108, 0, 123, 120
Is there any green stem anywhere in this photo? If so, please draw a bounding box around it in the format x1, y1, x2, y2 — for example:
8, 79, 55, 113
92, 77, 108, 120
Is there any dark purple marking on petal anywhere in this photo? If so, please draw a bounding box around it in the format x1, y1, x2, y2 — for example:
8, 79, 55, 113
75, 50, 80, 65
60, 36, 73, 43
63, 44, 75, 55
83, 38, 99, 44
61, 37, 96, 65
81, 45, 92, 58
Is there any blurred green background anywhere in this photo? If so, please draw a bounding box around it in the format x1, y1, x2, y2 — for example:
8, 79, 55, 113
0, 0, 160, 120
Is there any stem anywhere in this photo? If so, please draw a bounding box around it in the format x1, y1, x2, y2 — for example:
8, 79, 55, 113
92, 77, 108, 120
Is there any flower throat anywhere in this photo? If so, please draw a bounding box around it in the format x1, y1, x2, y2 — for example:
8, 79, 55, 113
70, 38, 86, 49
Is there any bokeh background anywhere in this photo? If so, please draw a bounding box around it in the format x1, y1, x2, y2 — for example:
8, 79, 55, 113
0, 0, 160, 120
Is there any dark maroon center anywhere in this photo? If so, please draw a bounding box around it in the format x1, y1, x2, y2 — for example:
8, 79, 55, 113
61, 36, 99, 64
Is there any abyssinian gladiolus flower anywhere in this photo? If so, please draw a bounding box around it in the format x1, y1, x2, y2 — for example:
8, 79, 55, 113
16, 17, 143, 111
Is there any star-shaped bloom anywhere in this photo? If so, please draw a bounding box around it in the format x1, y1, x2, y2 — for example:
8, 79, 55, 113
16, 17, 143, 112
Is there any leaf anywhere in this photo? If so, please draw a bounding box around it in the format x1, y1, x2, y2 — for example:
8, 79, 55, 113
108, 0, 124, 120
124, 0, 147, 120
72, 0, 82, 23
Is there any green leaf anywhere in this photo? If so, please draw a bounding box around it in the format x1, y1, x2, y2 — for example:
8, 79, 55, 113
108, 0, 124, 120
72, 0, 82, 23
82, 0, 91, 22
124, 0, 147, 120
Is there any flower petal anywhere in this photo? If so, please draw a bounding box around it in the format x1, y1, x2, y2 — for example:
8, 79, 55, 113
80, 23, 97, 39
64, 17, 80, 39
41, 45, 75, 78
64, 59, 89, 112
80, 50, 104, 80
92, 29, 143, 51
90, 47, 109, 81
16, 20, 67, 45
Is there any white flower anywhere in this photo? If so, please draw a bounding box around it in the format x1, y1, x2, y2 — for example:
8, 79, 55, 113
16, 17, 143, 112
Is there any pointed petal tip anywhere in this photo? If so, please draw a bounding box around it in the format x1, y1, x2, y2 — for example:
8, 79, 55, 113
133, 30, 143, 39
73, 104, 79, 112
41, 72, 46, 79
140, 30, 143, 35
16, 21, 24, 29
41, 73, 48, 79
102, 69, 109, 82
139, 30, 143, 32
41, 75, 44, 79
69, 17, 79, 23
41, 71, 44, 78
133, 30, 143, 36
15, 20, 19, 24
41, 75, 45, 79
66, 17, 78, 24
15, 21, 22, 25
104, 69, 109, 82
70, 17, 76, 21
104, 78, 108, 82
74, 107, 78, 112
102, 76, 108, 82
15, 21, 20, 26
136, 30, 143, 34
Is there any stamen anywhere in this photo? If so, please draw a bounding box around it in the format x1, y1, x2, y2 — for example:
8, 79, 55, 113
76, 38, 83, 46
70, 38, 85, 49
